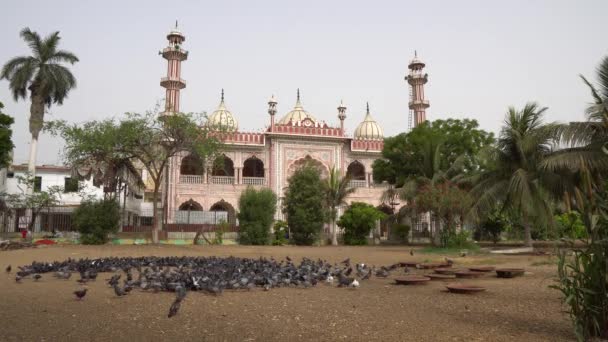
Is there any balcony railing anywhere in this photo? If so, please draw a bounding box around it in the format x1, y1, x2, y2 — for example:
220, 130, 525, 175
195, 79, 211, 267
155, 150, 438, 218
179, 175, 203, 184
243, 177, 265, 186
211, 176, 235, 185
348, 180, 368, 188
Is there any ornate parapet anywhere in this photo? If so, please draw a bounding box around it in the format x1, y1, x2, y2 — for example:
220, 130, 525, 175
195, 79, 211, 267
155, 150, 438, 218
213, 131, 266, 146
350, 139, 383, 152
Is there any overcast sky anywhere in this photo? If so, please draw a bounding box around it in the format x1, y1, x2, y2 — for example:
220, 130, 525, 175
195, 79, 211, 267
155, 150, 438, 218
1, 0, 607, 165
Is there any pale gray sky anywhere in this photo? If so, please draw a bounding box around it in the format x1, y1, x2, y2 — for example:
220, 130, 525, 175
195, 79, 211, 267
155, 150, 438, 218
1, 0, 607, 165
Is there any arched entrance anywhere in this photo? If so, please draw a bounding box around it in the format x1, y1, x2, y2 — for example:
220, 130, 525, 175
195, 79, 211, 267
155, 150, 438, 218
212, 155, 235, 176
286, 155, 329, 180
209, 199, 237, 225
179, 199, 203, 211
180, 155, 204, 175
243, 157, 264, 178
346, 161, 366, 180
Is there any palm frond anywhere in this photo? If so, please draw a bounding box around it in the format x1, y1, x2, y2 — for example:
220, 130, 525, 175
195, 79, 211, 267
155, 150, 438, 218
19, 28, 43, 59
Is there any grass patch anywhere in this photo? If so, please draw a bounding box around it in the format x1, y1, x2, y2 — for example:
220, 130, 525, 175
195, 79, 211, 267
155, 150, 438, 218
529, 258, 558, 267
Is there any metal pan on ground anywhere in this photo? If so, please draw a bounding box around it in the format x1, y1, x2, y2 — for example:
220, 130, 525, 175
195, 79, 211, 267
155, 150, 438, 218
495, 268, 525, 278
426, 273, 456, 280
468, 266, 495, 272
394, 276, 431, 285
446, 284, 486, 294
455, 271, 486, 279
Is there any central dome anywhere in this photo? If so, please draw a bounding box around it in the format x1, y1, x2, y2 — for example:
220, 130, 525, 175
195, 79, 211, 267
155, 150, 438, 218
277, 89, 317, 125
208, 90, 238, 131
354, 103, 383, 140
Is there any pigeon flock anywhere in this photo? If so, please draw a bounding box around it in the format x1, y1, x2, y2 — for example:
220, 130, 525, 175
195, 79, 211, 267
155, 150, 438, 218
5, 256, 410, 318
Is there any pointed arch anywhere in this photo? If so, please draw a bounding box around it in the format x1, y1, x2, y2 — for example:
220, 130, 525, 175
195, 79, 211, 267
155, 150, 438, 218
346, 160, 366, 180
178, 199, 203, 211
209, 199, 236, 224
180, 154, 204, 175
243, 156, 264, 178
287, 155, 329, 179
212, 154, 235, 176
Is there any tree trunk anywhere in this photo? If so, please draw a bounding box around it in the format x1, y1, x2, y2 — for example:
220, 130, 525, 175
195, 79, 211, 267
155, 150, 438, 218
522, 215, 533, 247
331, 219, 338, 246
151, 187, 161, 244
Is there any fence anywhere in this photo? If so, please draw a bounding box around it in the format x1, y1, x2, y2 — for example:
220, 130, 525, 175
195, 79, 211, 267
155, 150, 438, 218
0, 206, 238, 237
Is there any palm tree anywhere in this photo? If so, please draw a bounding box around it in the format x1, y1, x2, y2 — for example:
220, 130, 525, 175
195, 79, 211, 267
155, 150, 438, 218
323, 167, 355, 245
1, 28, 78, 189
468, 103, 558, 247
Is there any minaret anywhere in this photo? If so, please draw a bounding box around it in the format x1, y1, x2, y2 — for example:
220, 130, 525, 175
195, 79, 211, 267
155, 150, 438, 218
337, 100, 346, 134
160, 21, 188, 116
405, 51, 429, 128
268, 94, 277, 132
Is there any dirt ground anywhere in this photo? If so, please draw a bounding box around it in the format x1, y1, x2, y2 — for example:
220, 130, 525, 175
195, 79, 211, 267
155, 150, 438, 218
0, 245, 574, 342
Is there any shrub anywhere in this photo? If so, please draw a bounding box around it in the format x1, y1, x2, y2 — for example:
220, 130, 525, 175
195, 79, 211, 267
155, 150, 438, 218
337, 202, 386, 245
555, 211, 587, 240
479, 211, 507, 244
237, 187, 277, 245
73, 199, 120, 244
272, 220, 288, 245
392, 223, 410, 243
283, 164, 326, 245
213, 220, 229, 245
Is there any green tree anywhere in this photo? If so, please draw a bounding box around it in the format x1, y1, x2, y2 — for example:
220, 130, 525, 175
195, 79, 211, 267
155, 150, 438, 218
283, 164, 326, 245
372, 119, 495, 187
322, 167, 355, 246
48, 109, 222, 243
0, 102, 15, 168
337, 202, 386, 245
1, 28, 78, 187
2, 173, 62, 233
73, 199, 120, 244
237, 187, 277, 245
468, 103, 559, 247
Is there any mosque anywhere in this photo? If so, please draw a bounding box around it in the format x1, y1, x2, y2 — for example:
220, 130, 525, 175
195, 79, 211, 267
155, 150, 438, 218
157, 25, 430, 226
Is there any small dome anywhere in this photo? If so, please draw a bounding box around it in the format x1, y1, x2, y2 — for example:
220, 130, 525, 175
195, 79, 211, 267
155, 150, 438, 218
277, 89, 317, 125
208, 90, 238, 131
354, 103, 383, 140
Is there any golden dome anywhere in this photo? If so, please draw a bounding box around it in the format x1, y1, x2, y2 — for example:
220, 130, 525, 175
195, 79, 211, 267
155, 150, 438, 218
354, 103, 383, 140
277, 89, 317, 125
208, 90, 238, 131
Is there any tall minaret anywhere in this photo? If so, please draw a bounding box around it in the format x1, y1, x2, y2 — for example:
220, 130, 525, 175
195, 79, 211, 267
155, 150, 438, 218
405, 51, 429, 128
160, 21, 188, 116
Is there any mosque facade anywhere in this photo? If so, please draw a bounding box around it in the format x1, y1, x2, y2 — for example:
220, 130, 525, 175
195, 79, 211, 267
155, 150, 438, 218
157, 26, 429, 226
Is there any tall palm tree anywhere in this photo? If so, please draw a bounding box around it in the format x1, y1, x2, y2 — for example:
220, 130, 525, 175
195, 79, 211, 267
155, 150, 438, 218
468, 103, 558, 247
1, 28, 78, 189
542, 56, 608, 218
323, 167, 355, 245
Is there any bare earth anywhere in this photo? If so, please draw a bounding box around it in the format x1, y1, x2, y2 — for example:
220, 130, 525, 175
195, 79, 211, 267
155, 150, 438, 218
0, 245, 574, 342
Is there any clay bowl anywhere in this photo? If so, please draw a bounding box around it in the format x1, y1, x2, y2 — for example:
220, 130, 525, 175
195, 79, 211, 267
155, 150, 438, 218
446, 284, 486, 294
455, 271, 486, 279
427, 273, 456, 280
495, 268, 525, 278
434, 268, 457, 275
394, 276, 431, 285
468, 266, 495, 272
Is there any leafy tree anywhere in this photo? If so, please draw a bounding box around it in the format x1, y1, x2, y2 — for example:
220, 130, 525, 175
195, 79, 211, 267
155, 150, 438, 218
237, 187, 277, 245
337, 202, 386, 245
2, 173, 62, 233
283, 164, 326, 245
1, 28, 78, 187
475, 209, 509, 244
373, 119, 495, 187
555, 211, 587, 240
272, 220, 289, 245
49, 109, 222, 243
322, 167, 355, 245
0, 102, 15, 168
468, 103, 559, 247
73, 199, 120, 244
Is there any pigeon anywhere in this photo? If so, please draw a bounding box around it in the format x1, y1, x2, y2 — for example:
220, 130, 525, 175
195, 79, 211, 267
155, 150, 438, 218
350, 279, 360, 288
361, 269, 372, 280
444, 257, 454, 266
344, 267, 353, 276
168, 299, 181, 318
73, 288, 88, 300
5, 265, 11, 273
460, 250, 468, 257
113, 284, 126, 296
337, 274, 355, 287
107, 274, 121, 287
341, 258, 350, 265
175, 285, 187, 302
33, 274, 42, 281
15, 275, 22, 283
375, 268, 389, 278
410, 249, 414, 256
325, 275, 334, 284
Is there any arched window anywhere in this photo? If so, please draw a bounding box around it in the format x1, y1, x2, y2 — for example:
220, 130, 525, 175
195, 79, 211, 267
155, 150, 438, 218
212, 155, 235, 176
180, 155, 204, 175
346, 161, 366, 180
243, 157, 264, 178
209, 200, 236, 225
287, 155, 329, 179
178, 199, 203, 211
